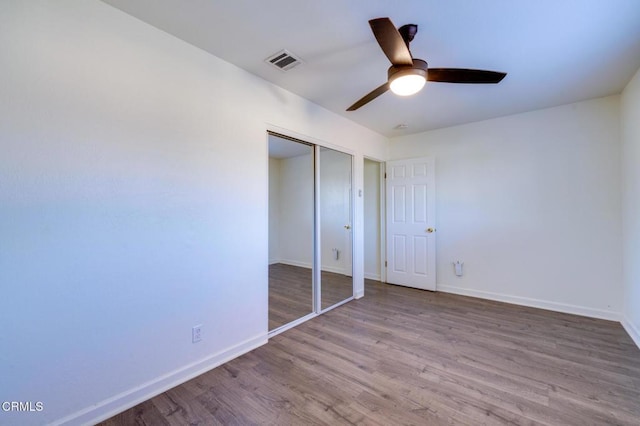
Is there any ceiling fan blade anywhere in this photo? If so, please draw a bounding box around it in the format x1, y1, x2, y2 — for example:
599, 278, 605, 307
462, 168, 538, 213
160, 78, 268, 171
427, 68, 507, 84
369, 18, 413, 66
346, 82, 390, 111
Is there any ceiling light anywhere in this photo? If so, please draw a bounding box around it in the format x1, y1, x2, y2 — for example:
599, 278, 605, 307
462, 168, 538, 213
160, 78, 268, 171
389, 68, 426, 96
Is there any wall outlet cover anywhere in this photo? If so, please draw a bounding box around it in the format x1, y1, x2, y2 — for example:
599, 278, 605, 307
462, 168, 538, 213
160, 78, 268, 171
192, 325, 202, 343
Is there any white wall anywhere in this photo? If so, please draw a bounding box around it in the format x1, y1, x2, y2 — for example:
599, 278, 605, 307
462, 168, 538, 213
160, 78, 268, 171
389, 96, 623, 319
621, 67, 640, 347
0, 1, 387, 425
268, 157, 282, 264
276, 153, 314, 267
319, 148, 353, 275
271, 149, 354, 276
364, 159, 381, 280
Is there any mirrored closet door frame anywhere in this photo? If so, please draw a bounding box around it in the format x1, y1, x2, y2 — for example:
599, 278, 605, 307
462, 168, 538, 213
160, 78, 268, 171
268, 130, 355, 337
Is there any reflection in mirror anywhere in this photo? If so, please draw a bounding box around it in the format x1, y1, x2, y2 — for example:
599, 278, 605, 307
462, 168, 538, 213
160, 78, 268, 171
319, 147, 354, 310
268, 135, 314, 330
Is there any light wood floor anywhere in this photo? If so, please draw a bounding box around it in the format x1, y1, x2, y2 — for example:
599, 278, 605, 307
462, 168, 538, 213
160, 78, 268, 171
269, 263, 313, 330
269, 263, 353, 330
101, 280, 640, 425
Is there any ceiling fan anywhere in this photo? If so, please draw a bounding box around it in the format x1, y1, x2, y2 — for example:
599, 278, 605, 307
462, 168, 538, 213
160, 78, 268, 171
346, 17, 506, 111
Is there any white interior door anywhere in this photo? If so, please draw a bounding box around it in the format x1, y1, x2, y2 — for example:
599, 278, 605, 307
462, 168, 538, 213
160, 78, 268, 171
386, 157, 436, 291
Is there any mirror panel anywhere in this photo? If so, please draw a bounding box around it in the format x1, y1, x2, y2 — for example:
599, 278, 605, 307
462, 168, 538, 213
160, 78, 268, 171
319, 147, 354, 310
268, 136, 314, 330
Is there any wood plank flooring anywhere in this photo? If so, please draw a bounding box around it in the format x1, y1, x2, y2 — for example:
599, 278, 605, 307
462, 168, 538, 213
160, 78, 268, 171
269, 263, 353, 330
320, 270, 353, 310
101, 280, 640, 425
269, 263, 313, 330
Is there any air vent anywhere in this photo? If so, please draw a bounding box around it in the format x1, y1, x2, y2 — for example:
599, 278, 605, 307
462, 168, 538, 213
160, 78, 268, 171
265, 49, 303, 71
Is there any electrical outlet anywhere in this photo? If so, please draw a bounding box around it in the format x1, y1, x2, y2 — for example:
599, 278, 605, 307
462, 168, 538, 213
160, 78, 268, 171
192, 325, 202, 343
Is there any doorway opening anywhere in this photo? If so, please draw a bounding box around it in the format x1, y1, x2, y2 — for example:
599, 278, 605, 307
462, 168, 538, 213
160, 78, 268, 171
364, 158, 384, 283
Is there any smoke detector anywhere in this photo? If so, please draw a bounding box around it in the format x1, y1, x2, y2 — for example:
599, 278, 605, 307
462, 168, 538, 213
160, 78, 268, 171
265, 49, 303, 71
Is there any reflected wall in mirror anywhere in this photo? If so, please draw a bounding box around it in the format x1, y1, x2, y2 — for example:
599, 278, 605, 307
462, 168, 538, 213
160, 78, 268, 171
268, 135, 314, 330
319, 147, 354, 310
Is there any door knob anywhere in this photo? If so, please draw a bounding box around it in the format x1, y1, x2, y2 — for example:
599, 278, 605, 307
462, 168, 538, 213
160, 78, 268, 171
426, 228, 435, 233
344, 225, 351, 230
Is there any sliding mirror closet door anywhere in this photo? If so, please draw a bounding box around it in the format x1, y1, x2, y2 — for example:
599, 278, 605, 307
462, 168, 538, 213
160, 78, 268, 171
319, 147, 354, 310
268, 135, 314, 331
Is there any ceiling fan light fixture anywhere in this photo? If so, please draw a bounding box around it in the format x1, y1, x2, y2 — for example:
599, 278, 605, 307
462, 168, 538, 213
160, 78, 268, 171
345, 18, 506, 111
389, 68, 426, 96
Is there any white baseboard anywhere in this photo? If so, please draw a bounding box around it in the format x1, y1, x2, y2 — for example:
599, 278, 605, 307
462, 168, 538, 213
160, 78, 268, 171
364, 272, 381, 281
354, 288, 365, 299
277, 259, 313, 269
276, 260, 349, 276
321, 264, 347, 275
621, 316, 640, 350
53, 334, 267, 426
436, 284, 621, 322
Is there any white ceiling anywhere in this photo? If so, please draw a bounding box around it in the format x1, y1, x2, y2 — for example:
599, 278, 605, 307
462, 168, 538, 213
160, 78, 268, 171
268, 134, 312, 159
102, 0, 640, 137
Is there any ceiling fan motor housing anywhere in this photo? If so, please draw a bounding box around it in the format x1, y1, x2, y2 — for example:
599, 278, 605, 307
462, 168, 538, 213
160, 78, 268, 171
388, 59, 428, 82
398, 24, 418, 44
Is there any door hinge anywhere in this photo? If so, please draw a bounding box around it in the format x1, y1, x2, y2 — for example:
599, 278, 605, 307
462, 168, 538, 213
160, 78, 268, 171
384, 173, 387, 179
385, 261, 387, 267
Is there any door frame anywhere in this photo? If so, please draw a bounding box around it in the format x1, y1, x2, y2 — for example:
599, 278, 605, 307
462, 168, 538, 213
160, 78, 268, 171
379, 160, 387, 283
363, 156, 387, 284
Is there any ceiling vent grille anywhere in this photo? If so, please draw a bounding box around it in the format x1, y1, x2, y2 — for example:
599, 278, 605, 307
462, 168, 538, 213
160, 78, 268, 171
265, 49, 303, 71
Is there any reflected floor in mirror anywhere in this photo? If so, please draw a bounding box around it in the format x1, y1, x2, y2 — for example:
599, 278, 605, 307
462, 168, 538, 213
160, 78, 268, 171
269, 263, 313, 330
269, 263, 352, 330
320, 270, 353, 310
